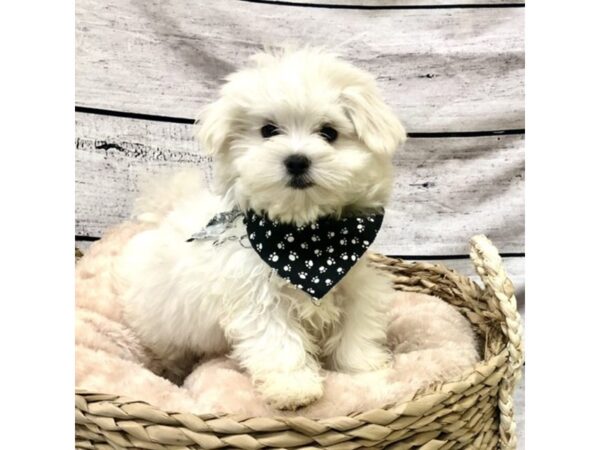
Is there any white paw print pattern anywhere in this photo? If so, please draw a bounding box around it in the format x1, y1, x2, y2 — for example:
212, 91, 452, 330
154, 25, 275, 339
244, 210, 382, 300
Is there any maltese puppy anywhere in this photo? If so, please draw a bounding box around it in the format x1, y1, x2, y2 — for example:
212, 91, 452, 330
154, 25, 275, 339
115, 48, 406, 410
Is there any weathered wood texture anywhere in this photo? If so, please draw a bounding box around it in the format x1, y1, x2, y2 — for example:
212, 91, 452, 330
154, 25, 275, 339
75, 0, 524, 133
75, 113, 524, 255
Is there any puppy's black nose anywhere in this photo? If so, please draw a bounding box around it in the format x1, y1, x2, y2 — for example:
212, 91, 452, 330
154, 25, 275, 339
284, 154, 311, 176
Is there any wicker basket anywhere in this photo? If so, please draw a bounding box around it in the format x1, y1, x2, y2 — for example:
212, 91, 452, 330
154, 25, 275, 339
75, 235, 524, 450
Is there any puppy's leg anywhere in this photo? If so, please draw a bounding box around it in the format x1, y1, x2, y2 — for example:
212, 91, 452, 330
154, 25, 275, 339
327, 261, 393, 373
223, 297, 323, 410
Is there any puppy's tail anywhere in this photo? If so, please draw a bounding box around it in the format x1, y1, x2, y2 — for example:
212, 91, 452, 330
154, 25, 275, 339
132, 169, 210, 225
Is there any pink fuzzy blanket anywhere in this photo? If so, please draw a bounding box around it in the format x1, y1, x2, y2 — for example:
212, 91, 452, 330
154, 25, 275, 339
76, 229, 480, 418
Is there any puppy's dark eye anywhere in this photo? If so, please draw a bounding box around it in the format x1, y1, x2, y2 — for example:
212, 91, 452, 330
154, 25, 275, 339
319, 126, 338, 143
261, 123, 280, 138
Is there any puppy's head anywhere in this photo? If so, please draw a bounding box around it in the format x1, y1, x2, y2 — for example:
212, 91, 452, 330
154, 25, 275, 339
198, 48, 406, 224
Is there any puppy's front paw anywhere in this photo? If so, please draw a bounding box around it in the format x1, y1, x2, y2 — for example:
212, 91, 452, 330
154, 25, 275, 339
259, 368, 323, 410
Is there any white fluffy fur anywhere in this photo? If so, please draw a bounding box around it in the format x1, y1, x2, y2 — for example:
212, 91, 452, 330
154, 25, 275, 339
114, 49, 407, 410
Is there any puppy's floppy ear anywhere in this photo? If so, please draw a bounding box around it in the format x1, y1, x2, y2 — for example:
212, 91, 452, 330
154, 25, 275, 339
341, 85, 407, 156
196, 98, 236, 156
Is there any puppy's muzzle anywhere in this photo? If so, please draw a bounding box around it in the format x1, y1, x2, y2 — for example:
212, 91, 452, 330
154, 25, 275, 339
284, 154, 314, 190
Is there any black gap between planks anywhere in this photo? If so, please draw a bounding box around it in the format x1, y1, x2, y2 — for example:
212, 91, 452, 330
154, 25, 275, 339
75, 236, 524, 260
74, 106, 525, 138
237, 0, 525, 10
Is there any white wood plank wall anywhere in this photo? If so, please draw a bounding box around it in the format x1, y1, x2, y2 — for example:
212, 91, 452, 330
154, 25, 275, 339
75, 0, 525, 300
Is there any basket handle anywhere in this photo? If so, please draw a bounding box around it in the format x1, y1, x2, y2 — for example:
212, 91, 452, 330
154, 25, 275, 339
469, 235, 524, 371
469, 234, 524, 450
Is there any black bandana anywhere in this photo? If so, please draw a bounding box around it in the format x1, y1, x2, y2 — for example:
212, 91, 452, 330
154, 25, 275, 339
244, 210, 384, 302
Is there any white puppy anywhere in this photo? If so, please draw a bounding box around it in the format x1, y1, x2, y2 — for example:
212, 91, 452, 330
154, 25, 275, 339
116, 48, 407, 410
